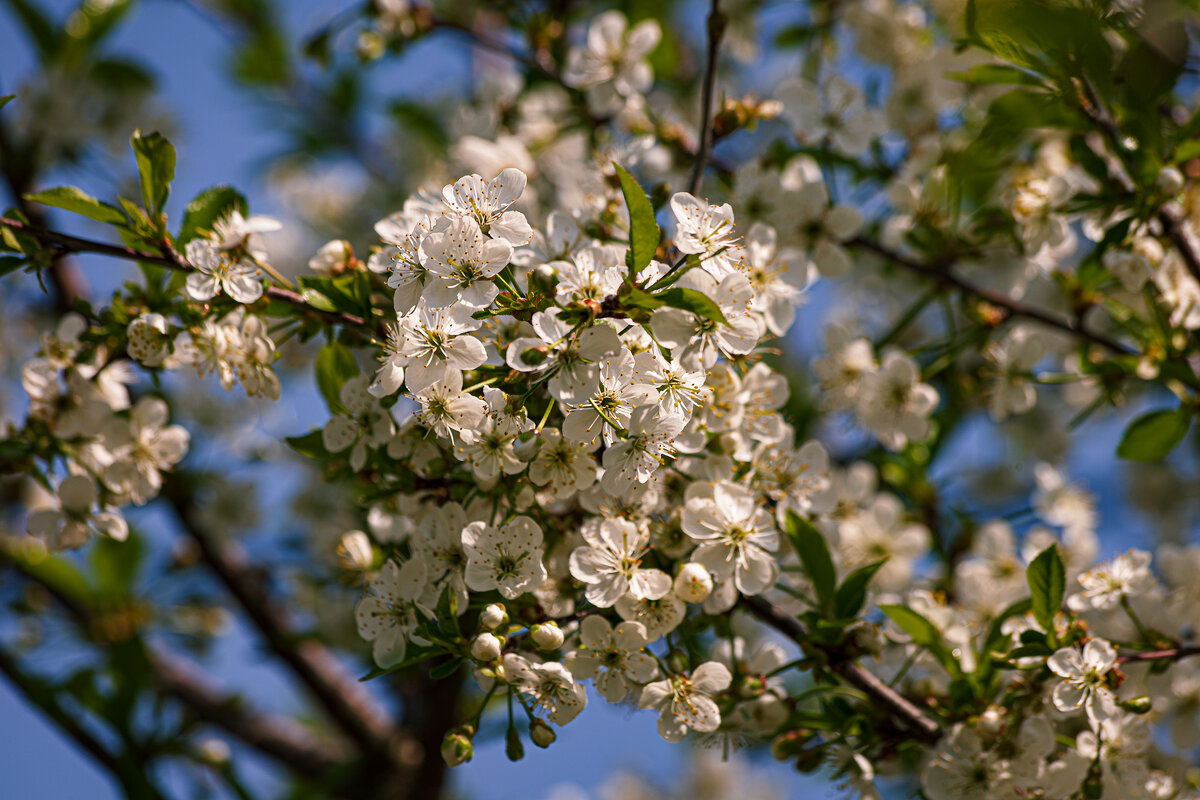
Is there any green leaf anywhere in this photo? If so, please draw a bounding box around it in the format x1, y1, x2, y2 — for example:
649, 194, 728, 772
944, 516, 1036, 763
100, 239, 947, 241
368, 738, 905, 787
0, 255, 28, 278
285, 429, 329, 460
1117, 408, 1191, 461
0, 95, 14, 112
947, 64, 1044, 87
880, 604, 941, 649
1026, 544, 1066, 638
784, 511, 836, 609
298, 274, 372, 318
315, 341, 358, 411
1177, 139, 1200, 164
833, 559, 887, 619
613, 163, 659, 278
178, 185, 247, 245
655, 287, 728, 325
89, 530, 144, 598
429, 657, 465, 680
130, 130, 176, 218
24, 186, 126, 225
358, 645, 440, 680
621, 283, 665, 312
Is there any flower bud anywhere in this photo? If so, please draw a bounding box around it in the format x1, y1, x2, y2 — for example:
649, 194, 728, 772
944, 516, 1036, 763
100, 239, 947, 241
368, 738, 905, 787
771, 728, 814, 760
738, 674, 767, 699
529, 718, 557, 748
530, 621, 564, 651
674, 562, 713, 603
336, 530, 373, 572
441, 728, 474, 767
470, 633, 503, 662
666, 649, 690, 674
1120, 696, 1153, 714
505, 725, 525, 762
530, 262, 557, 295
481, 603, 508, 629
1157, 166, 1185, 195
514, 485, 537, 511
513, 431, 543, 461
977, 705, 1006, 737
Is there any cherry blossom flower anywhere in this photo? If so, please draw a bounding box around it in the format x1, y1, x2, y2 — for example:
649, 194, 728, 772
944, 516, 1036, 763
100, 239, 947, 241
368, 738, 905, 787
503, 653, 587, 725
639, 661, 731, 742
569, 517, 671, 607
682, 481, 780, 596
355, 559, 430, 668
463, 516, 548, 599
1047, 638, 1118, 725
565, 616, 657, 702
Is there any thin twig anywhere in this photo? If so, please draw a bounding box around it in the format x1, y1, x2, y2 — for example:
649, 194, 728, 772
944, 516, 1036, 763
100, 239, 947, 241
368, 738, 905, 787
1118, 645, 1200, 664
740, 595, 942, 743
687, 0, 726, 196
848, 237, 1133, 355
0, 216, 372, 332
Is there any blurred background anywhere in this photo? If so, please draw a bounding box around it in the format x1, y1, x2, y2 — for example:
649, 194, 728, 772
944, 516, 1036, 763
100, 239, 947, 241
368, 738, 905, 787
0, 0, 1195, 798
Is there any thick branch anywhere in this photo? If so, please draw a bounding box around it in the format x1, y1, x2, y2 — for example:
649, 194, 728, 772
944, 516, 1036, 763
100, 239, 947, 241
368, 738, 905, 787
741, 595, 942, 743
162, 482, 398, 762
686, 0, 726, 196
0, 646, 126, 778
149, 650, 346, 778
848, 236, 1133, 355
0, 216, 371, 333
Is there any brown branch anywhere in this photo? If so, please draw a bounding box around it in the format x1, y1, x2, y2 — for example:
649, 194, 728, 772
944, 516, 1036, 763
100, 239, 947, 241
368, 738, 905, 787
162, 481, 399, 763
0, 216, 371, 333
740, 595, 942, 743
149, 649, 346, 778
686, 0, 726, 196
0, 646, 128, 778
1158, 204, 1200, 287
1118, 645, 1200, 664
848, 236, 1134, 355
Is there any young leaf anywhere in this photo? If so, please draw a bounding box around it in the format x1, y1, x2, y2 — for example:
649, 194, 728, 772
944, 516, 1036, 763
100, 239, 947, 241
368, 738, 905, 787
178, 185, 247, 245
880, 604, 960, 675
130, 130, 176, 218
315, 341, 358, 411
1116, 408, 1190, 461
832, 559, 887, 619
613, 163, 659, 278
1026, 544, 1065, 637
784, 511, 836, 609
0, 95, 15, 112
655, 286, 728, 325
24, 186, 126, 225
285, 429, 329, 460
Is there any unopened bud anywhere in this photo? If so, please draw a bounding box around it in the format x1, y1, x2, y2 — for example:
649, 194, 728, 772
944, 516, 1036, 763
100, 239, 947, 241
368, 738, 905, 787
514, 485, 537, 511
795, 745, 825, 773
738, 675, 767, 699
471, 633, 503, 662
977, 705, 1006, 737
771, 728, 814, 760
336, 530, 373, 572
513, 431, 543, 460
1120, 696, 1153, 714
529, 718, 557, 748
481, 603, 508, 629
530, 262, 557, 294
666, 649, 690, 674
505, 725, 525, 761
441, 729, 474, 767
674, 562, 713, 603
1157, 166, 1185, 195
530, 621, 564, 651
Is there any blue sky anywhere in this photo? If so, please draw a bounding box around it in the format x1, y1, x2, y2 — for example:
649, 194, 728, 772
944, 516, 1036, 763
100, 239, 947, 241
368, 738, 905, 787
0, 2, 827, 797
1, 1, 1189, 797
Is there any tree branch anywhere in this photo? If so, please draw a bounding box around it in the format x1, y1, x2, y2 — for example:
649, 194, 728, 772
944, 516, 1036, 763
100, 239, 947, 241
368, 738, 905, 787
741, 595, 943, 744
162, 480, 400, 764
148, 649, 347, 778
848, 236, 1134, 355
0, 646, 127, 779
687, 0, 726, 196
0, 216, 371, 333
1118, 644, 1200, 664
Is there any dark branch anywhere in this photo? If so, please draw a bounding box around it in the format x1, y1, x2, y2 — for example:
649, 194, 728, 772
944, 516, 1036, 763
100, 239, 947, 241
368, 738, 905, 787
741, 595, 942, 743
0, 216, 371, 333
162, 481, 400, 763
687, 0, 726, 196
848, 236, 1133, 355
